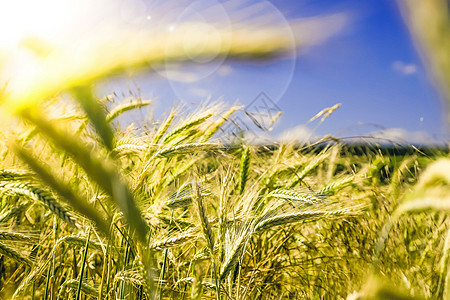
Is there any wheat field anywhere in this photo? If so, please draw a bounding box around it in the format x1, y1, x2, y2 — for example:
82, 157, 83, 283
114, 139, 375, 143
0, 0, 449, 299
0, 96, 446, 299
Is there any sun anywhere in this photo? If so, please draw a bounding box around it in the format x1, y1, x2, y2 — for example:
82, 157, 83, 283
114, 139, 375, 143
0, 0, 111, 110
0, 0, 81, 88
0, 0, 81, 49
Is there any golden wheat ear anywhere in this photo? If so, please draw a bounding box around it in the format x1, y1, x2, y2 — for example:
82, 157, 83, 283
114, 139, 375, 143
106, 99, 152, 123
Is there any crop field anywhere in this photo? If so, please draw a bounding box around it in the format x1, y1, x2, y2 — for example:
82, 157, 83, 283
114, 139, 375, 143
0, 1, 449, 299
0, 97, 447, 299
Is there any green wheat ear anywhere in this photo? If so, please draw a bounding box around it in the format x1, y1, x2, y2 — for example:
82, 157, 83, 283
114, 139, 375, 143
287, 151, 330, 188
151, 110, 176, 146
163, 113, 212, 144
201, 106, 240, 142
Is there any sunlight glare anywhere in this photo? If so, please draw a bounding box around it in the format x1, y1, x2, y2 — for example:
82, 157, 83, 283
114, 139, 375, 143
0, 0, 116, 111
0, 0, 79, 48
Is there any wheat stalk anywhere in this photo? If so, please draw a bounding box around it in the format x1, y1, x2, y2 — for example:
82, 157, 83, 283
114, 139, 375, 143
12, 257, 52, 298
239, 146, 251, 195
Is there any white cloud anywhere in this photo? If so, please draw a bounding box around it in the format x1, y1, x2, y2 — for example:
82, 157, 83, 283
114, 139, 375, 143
279, 125, 316, 143
156, 64, 233, 84
238, 125, 315, 145
243, 130, 273, 144
217, 65, 233, 76
189, 87, 210, 98
292, 12, 351, 47
369, 128, 442, 145
159, 68, 201, 83
392, 61, 417, 75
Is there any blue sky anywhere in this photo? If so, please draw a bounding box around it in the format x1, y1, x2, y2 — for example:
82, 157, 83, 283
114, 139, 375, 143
95, 0, 446, 144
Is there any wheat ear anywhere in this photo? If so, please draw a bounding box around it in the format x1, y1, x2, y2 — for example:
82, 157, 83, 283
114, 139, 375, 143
201, 106, 240, 142
176, 277, 217, 291
268, 189, 324, 205
0, 203, 29, 223
287, 153, 329, 188
157, 143, 221, 157
0, 181, 77, 228
151, 110, 176, 146
114, 270, 146, 287
436, 228, 450, 299
193, 180, 220, 300
57, 279, 98, 299
219, 229, 250, 281
0, 169, 31, 181
54, 235, 103, 252
165, 183, 212, 209
317, 176, 354, 195
106, 99, 152, 122
71, 86, 115, 151
150, 231, 197, 249
193, 181, 215, 250
0, 231, 35, 242
113, 138, 148, 153
14, 145, 110, 233
254, 208, 356, 232
0, 241, 32, 267
18, 110, 148, 242
163, 113, 212, 144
